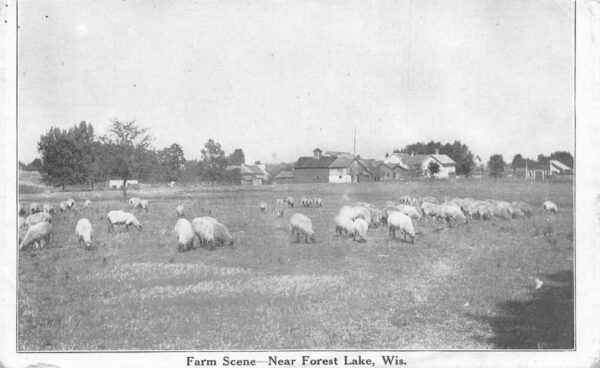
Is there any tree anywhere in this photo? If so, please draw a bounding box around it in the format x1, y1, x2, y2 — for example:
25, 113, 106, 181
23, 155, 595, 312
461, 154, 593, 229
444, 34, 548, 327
511, 153, 526, 171
37, 121, 96, 190
99, 119, 153, 196
227, 148, 245, 165
427, 161, 440, 177
549, 151, 573, 168
488, 154, 506, 178
159, 143, 187, 182
201, 139, 227, 184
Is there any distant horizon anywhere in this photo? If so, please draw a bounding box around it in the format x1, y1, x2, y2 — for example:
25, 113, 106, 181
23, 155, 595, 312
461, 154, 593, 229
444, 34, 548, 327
17, 0, 574, 166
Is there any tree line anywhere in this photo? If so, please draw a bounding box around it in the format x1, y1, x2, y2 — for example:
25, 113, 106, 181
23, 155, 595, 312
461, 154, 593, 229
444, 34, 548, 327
32, 120, 246, 195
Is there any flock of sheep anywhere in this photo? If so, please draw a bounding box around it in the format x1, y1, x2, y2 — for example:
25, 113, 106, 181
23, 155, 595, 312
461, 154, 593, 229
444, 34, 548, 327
17, 196, 234, 253
277, 194, 559, 245
17, 191, 559, 251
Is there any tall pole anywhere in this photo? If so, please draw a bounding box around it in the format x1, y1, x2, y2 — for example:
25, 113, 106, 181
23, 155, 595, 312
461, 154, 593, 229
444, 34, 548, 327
353, 126, 356, 158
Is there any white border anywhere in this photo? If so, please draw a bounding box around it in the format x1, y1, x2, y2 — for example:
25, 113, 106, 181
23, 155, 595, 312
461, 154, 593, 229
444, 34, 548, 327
1, 0, 599, 367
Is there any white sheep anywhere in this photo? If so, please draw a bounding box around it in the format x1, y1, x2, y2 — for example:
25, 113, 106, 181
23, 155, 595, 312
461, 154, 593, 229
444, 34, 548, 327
84, 199, 92, 208
543, 201, 558, 214
213, 222, 234, 246
421, 196, 438, 204
440, 204, 468, 224
286, 197, 295, 208
138, 199, 149, 213
59, 201, 69, 212
42, 203, 55, 214
191, 217, 217, 247
66, 198, 75, 209
259, 201, 268, 213
399, 195, 411, 205
275, 198, 285, 208
107, 210, 142, 232
300, 196, 309, 207
174, 218, 195, 251
128, 197, 141, 208
26, 212, 52, 226
420, 202, 441, 221
334, 214, 354, 237
512, 201, 533, 218
176, 204, 185, 217
314, 198, 322, 208
396, 204, 422, 221
30, 202, 42, 214
388, 211, 415, 243
276, 206, 285, 218
20, 222, 52, 250
289, 213, 316, 243
75, 218, 93, 247
352, 218, 369, 242
381, 205, 400, 226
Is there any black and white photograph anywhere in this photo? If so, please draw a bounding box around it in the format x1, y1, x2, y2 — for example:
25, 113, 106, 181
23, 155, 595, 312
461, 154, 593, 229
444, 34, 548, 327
1, 0, 599, 366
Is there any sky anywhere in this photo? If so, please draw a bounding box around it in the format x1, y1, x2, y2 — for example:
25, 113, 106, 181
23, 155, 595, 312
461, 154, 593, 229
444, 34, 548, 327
17, 0, 574, 164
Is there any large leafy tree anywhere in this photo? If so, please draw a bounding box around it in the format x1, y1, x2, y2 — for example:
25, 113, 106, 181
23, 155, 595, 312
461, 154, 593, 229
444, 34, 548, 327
227, 148, 245, 165
37, 121, 96, 190
511, 153, 526, 171
488, 154, 506, 178
201, 139, 227, 184
427, 161, 440, 177
158, 143, 187, 182
99, 119, 153, 196
396, 140, 475, 176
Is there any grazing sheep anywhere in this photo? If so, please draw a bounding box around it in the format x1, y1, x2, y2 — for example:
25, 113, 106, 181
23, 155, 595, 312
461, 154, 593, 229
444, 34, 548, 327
388, 212, 415, 243
512, 201, 533, 218
301, 196, 309, 208
334, 214, 354, 237
352, 218, 369, 242
420, 202, 441, 221
66, 198, 75, 210
385, 201, 397, 207
42, 203, 55, 214
276, 206, 285, 217
84, 199, 92, 208
191, 217, 216, 248
399, 195, 411, 205
349, 206, 372, 225
29, 202, 42, 214
275, 198, 285, 208
440, 204, 468, 224
176, 204, 185, 217
286, 197, 295, 208
26, 212, 52, 226
314, 198, 323, 208
75, 218, 93, 247
174, 218, 195, 251
138, 199, 149, 213
411, 197, 420, 207
20, 222, 52, 250
128, 197, 141, 208
59, 201, 69, 212
543, 201, 558, 214
421, 196, 438, 204
381, 205, 400, 226
107, 210, 142, 232
396, 204, 422, 221
289, 213, 316, 243
259, 201, 268, 213
474, 203, 494, 220
213, 222, 234, 246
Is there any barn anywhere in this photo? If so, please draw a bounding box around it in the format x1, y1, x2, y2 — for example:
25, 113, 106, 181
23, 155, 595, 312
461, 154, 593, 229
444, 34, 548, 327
273, 170, 294, 184
293, 149, 375, 183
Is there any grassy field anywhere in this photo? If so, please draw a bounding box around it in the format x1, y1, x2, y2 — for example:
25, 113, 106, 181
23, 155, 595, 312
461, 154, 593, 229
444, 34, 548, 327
17, 179, 574, 350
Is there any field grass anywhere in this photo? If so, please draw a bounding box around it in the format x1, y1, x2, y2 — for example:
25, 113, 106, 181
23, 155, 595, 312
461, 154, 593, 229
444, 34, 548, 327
17, 179, 574, 350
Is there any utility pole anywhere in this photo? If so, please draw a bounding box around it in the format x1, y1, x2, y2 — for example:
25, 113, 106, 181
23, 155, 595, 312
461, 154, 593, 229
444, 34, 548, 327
353, 126, 356, 158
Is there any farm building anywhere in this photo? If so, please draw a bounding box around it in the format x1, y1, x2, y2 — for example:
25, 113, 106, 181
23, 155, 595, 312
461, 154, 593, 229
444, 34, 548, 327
226, 164, 269, 185
293, 148, 374, 183
515, 160, 573, 180
383, 150, 456, 178
273, 170, 294, 184
108, 179, 139, 189
375, 163, 410, 181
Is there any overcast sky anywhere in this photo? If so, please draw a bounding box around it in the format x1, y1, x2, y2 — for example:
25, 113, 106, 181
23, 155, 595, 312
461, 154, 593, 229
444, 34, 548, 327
18, 0, 574, 164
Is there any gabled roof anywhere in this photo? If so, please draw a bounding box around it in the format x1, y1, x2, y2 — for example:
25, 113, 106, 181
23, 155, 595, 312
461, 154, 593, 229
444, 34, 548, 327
403, 155, 430, 166
226, 164, 266, 175
294, 156, 338, 169
329, 157, 355, 168
549, 160, 571, 171
358, 159, 380, 168
431, 154, 456, 166
274, 170, 294, 179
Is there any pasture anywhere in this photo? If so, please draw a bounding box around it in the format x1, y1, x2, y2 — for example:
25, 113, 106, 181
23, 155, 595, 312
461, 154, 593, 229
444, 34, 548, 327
17, 180, 574, 350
